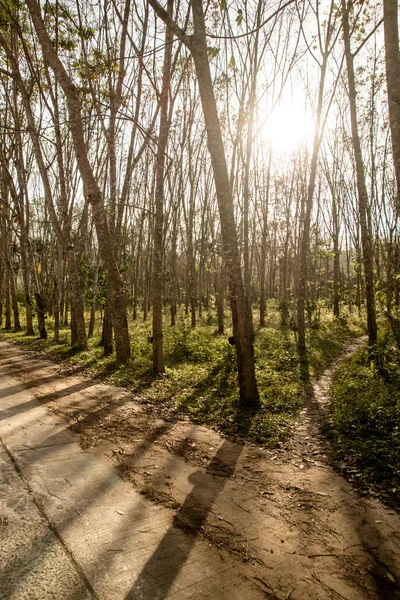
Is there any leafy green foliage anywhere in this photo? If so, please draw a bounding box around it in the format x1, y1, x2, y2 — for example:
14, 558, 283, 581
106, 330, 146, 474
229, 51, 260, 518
325, 330, 400, 504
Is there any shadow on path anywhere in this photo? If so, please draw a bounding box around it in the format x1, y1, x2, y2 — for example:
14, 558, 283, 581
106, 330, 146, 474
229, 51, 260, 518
125, 440, 243, 600
0, 379, 97, 421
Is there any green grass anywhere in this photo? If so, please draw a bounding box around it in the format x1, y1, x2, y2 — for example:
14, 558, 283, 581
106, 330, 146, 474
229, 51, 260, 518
324, 329, 400, 503
0, 302, 364, 447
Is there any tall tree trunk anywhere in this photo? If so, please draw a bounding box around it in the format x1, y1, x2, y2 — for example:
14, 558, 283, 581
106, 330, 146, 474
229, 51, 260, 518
243, 1, 263, 338
297, 41, 331, 357
259, 152, 271, 327
101, 297, 114, 356
332, 190, 340, 318
152, 0, 174, 373
342, 0, 377, 345
383, 0, 400, 217
68, 248, 88, 350
0, 266, 4, 327
192, 0, 258, 406
53, 247, 64, 342
4, 277, 11, 330
216, 263, 225, 335
148, 0, 259, 406
9, 259, 21, 331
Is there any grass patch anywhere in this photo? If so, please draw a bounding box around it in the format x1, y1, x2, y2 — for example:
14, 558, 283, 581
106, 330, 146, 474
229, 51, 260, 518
324, 330, 400, 505
1, 303, 363, 447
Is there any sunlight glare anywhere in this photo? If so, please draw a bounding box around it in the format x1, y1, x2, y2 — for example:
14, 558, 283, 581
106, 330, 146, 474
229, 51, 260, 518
260, 101, 313, 153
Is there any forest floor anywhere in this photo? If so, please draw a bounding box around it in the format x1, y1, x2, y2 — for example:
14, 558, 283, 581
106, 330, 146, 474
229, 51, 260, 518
1, 337, 400, 599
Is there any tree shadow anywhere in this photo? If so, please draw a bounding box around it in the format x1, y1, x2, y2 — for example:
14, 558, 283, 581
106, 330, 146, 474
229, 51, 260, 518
0, 396, 175, 599
299, 365, 400, 599
0, 379, 98, 422
124, 439, 243, 600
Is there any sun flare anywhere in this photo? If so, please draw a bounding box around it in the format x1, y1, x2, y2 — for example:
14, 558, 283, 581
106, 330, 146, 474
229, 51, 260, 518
260, 101, 313, 153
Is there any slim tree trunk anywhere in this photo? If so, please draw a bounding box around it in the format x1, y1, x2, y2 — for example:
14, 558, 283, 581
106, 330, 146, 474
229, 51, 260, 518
259, 152, 271, 327
342, 0, 377, 345
383, 0, 400, 217
192, 0, 258, 406
0, 266, 4, 327
332, 192, 340, 318
68, 249, 88, 350
148, 0, 259, 406
88, 261, 99, 339
297, 35, 331, 357
100, 297, 114, 356
9, 260, 21, 331
4, 277, 11, 330
152, 0, 174, 373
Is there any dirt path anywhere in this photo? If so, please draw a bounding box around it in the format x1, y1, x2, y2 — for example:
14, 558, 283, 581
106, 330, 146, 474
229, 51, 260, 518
1, 338, 400, 599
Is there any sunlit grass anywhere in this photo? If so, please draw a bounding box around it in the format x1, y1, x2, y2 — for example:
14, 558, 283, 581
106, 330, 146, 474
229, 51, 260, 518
1, 302, 364, 446
324, 326, 400, 503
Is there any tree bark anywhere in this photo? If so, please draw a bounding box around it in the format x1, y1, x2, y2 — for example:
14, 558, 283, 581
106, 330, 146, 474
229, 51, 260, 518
342, 0, 378, 345
148, 0, 259, 406
35, 292, 47, 339
383, 0, 400, 217
152, 0, 174, 373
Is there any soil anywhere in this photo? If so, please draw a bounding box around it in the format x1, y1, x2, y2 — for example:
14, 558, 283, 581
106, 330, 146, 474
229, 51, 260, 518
2, 337, 400, 599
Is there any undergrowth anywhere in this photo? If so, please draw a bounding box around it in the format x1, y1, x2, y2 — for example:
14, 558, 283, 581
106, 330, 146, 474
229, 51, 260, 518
1, 303, 363, 447
324, 328, 400, 505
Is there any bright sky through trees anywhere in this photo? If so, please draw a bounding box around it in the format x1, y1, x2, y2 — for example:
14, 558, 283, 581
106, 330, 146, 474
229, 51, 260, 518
260, 97, 313, 152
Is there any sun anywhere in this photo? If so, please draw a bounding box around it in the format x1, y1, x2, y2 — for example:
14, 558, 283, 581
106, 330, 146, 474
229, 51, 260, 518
259, 100, 313, 153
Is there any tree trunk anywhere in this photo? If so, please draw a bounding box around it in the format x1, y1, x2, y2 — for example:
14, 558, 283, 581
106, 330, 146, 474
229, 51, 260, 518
88, 262, 99, 339
35, 292, 47, 339
0, 266, 4, 327
4, 277, 11, 330
152, 0, 174, 373
383, 0, 400, 217
188, 0, 259, 406
9, 260, 21, 331
68, 249, 88, 350
342, 0, 377, 345
259, 153, 271, 327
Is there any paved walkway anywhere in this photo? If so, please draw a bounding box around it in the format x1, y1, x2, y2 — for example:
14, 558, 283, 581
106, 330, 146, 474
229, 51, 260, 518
1, 340, 400, 600
0, 342, 265, 600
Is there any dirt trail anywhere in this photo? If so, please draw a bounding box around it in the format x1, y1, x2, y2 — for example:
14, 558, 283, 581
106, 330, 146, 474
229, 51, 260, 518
282, 337, 367, 467
1, 338, 400, 600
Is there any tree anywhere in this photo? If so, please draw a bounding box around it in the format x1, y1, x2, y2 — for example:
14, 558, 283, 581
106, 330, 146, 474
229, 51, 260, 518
26, 0, 131, 362
341, 0, 378, 345
152, 0, 174, 373
149, 0, 259, 407
297, 0, 341, 360
383, 0, 400, 217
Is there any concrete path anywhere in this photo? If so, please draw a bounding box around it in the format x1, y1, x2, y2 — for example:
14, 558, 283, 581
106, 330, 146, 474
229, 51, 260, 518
0, 342, 265, 600
1, 340, 400, 600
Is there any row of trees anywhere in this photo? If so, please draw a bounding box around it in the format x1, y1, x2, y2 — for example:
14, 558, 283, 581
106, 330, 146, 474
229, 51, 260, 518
0, 0, 399, 407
